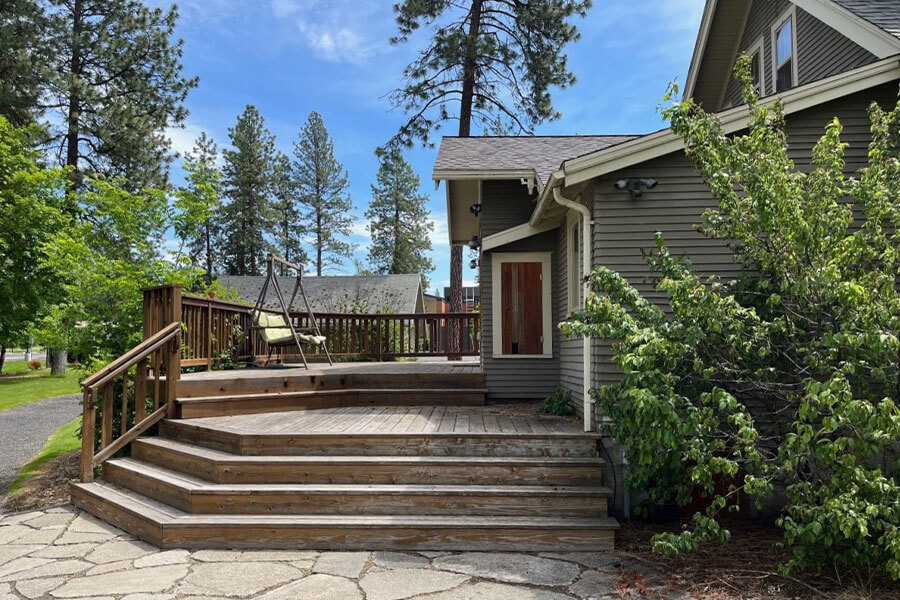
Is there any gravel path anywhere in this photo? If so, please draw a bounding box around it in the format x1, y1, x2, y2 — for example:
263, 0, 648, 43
0, 394, 80, 498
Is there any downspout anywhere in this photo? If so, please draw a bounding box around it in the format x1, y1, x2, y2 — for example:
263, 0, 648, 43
552, 188, 593, 432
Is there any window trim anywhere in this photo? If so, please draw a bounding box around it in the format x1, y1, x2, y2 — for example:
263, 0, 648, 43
746, 35, 765, 95
490, 251, 553, 359
771, 5, 799, 94
566, 211, 583, 314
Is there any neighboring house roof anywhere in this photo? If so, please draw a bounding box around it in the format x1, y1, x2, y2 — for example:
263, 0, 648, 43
433, 135, 638, 189
218, 274, 425, 314
684, 0, 900, 107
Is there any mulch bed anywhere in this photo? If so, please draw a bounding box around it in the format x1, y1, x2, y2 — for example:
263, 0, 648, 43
616, 520, 900, 600
2, 451, 78, 513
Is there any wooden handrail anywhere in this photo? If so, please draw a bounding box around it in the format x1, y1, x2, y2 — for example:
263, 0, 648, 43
80, 320, 181, 482
81, 322, 181, 388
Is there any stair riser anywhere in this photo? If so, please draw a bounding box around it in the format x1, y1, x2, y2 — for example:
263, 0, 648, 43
178, 390, 485, 419
178, 373, 487, 399
160, 526, 615, 551
161, 422, 598, 458
131, 443, 604, 487
70, 485, 164, 546
103, 464, 608, 517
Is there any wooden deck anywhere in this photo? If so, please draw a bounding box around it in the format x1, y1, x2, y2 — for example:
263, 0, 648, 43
187, 405, 583, 436
180, 360, 482, 382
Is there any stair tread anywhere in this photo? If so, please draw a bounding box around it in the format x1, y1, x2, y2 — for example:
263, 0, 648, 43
135, 436, 606, 465
168, 418, 602, 439
75, 481, 620, 529
179, 388, 488, 404
107, 457, 613, 496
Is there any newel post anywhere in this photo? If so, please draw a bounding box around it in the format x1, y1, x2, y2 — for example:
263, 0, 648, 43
79, 387, 96, 482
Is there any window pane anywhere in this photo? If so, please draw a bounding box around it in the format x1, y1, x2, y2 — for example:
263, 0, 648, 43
750, 50, 761, 91
776, 59, 793, 92
776, 18, 792, 67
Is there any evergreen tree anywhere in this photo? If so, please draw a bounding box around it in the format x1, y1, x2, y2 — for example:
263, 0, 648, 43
221, 105, 275, 276
293, 111, 354, 275
42, 0, 197, 189
0, 0, 46, 126
386, 0, 591, 335
174, 132, 222, 282
271, 151, 307, 272
365, 151, 434, 287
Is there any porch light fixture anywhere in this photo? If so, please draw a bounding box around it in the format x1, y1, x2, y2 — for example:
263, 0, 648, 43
469, 258, 479, 269
614, 178, 658, 200
467, 235, 480, 250
469, 203, 482, 216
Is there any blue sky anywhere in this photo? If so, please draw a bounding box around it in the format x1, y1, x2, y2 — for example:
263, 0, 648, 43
157, 0, 704, 294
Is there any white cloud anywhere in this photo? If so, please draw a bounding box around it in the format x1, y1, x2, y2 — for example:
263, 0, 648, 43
428, 214, 450, 247
350, 220, 371, 240
166, 122, 208, 158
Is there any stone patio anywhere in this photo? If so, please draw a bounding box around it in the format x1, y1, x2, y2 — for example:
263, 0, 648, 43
0, 506, 691, 600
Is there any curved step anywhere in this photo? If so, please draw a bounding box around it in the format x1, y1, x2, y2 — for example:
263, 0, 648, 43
131, 437, 606, 486
176, 388, 486, 419
160, 418, 600, 457
71, 481, 618, 551
103, 458, 612, 517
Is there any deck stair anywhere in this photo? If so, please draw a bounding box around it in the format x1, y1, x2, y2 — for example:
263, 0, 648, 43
174, 368, 487, 418
72, 405, 618, 550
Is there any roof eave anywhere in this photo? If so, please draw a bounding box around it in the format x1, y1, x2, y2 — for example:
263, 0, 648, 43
559, 55, 900, 189
684, 0, 719, 100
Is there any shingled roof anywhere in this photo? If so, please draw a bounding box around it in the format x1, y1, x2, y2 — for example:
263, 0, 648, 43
833, 0, 900, 39
218, 274, 424, 314
433, 135, 638, 187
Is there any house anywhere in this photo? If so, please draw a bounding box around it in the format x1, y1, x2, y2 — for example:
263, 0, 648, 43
442, 285, 480, 312
218, 273, 425, 314
423, 292, 449, 313
434, 0, 900, 433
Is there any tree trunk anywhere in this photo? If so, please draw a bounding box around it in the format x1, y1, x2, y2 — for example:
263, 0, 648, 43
205, 218, 213, 284
448, 0, 483, 359
51, 349, 67, 376
0, 345, 6, 376
65, 0, 83, 184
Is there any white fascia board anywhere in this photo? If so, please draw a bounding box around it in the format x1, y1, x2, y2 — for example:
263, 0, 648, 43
432, 169, 538, 183
528, 170, 563, 227
562, 56, 900, 187
794, 0, 900, 58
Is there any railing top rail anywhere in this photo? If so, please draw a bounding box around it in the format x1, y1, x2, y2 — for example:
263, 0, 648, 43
142, 283, 184, 292
81, 321, 181, 390
290, 311, 479, 319
182, 294, 254, 311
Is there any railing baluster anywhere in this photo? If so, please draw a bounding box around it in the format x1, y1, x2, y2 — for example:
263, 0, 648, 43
120, 370, 129, 437
80, 389, 96, 482
101, 381, 114, 449
135, 358, 147, 423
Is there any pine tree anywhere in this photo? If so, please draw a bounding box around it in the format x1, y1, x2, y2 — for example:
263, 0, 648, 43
365, 151, 434, 288
0, 0, 46, 126
386, 0, 591, 339
42, 0, 197, 190
270, 151, 307, 272
293, 111, 354, 276
174, 132, 222, 282
221, 105, 275, 276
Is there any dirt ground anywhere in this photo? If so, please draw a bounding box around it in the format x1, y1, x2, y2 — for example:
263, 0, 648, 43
2, 451, 78, 513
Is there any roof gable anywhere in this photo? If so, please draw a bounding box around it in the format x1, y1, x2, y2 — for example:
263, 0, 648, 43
685, 0, 900, 108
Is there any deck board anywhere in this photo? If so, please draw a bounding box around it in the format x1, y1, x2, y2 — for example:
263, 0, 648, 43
186, 405, 586, 436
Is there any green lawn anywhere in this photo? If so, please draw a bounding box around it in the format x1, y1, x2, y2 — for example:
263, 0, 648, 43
6, 417, 81, 496
0, 361, 81, 412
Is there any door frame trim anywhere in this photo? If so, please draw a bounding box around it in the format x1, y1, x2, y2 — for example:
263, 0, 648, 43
490, 252, 553, 359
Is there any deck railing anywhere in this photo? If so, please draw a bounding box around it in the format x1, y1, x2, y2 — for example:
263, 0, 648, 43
142, 284, 480, 367
79, 321, 181, 482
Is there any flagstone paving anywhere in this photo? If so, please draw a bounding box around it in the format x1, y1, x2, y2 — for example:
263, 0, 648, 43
0, 506, 692, 600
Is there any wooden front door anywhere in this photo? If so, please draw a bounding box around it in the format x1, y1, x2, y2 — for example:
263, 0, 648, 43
500, 262, 543, 355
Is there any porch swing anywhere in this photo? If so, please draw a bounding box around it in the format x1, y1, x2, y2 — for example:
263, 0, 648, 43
250, 254, 333, 369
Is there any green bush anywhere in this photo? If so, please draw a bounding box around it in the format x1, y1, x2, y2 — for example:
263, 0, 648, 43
561, 56, 900, 580
540, 386, 574, 416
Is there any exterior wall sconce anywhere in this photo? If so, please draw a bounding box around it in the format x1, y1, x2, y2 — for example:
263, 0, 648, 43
467, 235, 480, 250
469, 203, 482, 216
614, 178, 658, 200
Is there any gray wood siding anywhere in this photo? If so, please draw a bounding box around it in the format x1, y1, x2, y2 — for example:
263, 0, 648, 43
721, 2, 876, 109
581, 83, 898, 423
557, 223, 585, 406
479, 180, 560, 400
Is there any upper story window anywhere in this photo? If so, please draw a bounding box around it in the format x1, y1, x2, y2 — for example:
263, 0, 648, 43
773, 7, 797, 93
746, 37, 764, 95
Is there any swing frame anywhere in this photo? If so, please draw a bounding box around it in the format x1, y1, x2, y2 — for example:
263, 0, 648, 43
251, 254, 333, 369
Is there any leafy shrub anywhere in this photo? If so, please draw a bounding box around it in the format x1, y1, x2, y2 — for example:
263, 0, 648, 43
561, 56, 900, 580
27, 360, 42, 370
540, 386, 574, 416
